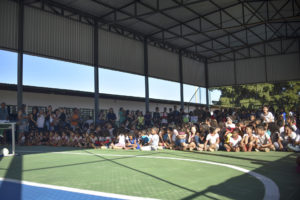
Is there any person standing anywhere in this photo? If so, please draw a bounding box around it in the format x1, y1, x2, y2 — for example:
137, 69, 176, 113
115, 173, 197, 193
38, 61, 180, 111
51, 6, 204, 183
0, 102, 9, 121
0, 102, 9, 144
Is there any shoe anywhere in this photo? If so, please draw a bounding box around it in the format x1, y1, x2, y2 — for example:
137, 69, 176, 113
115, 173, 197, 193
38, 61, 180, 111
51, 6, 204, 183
255, 149, 259, 152
270, 146, 276, 151
264, 148, 270, 152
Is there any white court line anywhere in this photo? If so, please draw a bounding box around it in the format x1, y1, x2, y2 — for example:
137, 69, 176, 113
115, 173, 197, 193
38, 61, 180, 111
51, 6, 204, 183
17, 150, 280, 200
0, 177, 158, 200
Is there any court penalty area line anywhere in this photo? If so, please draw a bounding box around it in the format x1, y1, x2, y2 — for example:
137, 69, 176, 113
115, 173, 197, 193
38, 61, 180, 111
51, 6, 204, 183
18, 150, 280, 200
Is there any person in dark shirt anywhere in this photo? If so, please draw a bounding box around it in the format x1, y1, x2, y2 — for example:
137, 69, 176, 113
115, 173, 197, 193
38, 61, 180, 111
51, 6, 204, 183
144, 112, 152, 128
173, 106, 180, 125
153, 107, 160, 126
59, 108, 66, 129
45, 105, 52, 131
107, 108, 116, 125
29, 107, 38, 131
168, 108, 173, 124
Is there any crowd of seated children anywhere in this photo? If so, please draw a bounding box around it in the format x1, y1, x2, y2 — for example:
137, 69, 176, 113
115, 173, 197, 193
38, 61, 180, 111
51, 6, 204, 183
15, 116, 300, 153
3, 102, 296, 153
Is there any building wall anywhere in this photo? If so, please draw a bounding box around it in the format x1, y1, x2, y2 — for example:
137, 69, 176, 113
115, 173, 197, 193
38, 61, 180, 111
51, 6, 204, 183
0, 90, 197, 119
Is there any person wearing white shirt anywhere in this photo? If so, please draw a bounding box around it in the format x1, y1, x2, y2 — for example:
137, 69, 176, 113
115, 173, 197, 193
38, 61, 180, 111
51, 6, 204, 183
241, 125, 257, 152
204, 127, 220, 152
37, 110, 45, 132
141, 127, 160, 151
255, 125, 275, 152
286, 116, 300, 135
225, 117, 236, 130
277, 120, 285, 135
287, 134, 300, 152
261, 106, 274, 123
150, 128, 160, 150
224, 128, 242, 152
276, 125, 299, 151
112, 133, 126, 149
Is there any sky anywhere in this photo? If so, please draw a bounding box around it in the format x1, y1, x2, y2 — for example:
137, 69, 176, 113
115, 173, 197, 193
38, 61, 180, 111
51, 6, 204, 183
0, 49, 221, 104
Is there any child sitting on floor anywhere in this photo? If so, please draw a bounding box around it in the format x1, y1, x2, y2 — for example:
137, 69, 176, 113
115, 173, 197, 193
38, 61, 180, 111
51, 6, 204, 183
112, 132, 126, 149
255, 125, 275, 152
204, 127, 220, 152
159, 128, 171, 149
61, 131, 69, 146
18, 132, 26, 145
224, 128, 242, 152
241, 125, 257, 152
126, 134, 138, 150
89, 133, 99, 149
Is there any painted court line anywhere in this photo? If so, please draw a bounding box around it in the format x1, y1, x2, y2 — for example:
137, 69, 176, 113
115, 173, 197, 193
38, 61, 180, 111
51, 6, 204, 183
0, 177, 158, 200
17, 150, 280, 200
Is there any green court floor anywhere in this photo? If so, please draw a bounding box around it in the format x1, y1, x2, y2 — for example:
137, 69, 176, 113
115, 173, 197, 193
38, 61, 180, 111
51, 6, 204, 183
0, 146, 299, 200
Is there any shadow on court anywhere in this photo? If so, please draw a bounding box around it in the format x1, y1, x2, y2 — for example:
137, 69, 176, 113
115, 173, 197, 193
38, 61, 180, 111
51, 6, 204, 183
84, 150, 198, 194
0, 153, 23, 200
85, 150, 300, 200
0, 146, 299, 200
181, 153, 300, 200
163, 151, 299, 200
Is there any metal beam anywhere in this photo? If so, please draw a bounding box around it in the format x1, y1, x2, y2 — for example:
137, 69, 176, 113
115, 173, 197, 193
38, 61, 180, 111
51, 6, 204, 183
298, 38, 300, 67
99, 0, 218, 27
91, 0, 222, 60
148, 1, 241, 37
17, 0, 300, 65
31, 0, 204, 62
17, 0, 24, 111
144, 37, 149, 113
180, 0, 299, 53
176, 0, 263, 58
136, 0, 234, 60
208, 35, 300, 61
204, 59, 209, 108
264, 43, 268, 83
94, 21, 99, 124
233, 52, 237, 85
179, 51, 184, 110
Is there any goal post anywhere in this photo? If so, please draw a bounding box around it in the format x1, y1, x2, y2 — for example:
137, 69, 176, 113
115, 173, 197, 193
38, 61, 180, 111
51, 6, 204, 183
0, 121, 16, 156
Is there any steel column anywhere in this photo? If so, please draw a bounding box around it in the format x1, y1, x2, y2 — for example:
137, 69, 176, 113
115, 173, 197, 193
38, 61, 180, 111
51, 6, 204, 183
233, 52, 237, 85
144, 37, 149, 113
17, 0, 24, 111
204, 59, 209, 108
179, 51, 184, 110
94, 21, 99, 124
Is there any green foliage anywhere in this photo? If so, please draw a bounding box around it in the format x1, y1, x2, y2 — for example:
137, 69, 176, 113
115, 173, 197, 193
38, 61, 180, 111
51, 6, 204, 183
210, 81, 300, 111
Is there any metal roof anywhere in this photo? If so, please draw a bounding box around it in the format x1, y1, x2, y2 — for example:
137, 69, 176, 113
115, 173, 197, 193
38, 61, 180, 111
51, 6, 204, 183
23, 0, 300, 63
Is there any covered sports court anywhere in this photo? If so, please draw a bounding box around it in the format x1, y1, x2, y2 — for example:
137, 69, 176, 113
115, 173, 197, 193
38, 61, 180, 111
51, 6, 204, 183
0, 0, 300, 199
1, 0, 300, 120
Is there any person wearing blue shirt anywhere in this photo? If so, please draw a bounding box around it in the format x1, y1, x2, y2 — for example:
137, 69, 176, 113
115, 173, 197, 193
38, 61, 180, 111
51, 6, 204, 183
0, 102, 9, 120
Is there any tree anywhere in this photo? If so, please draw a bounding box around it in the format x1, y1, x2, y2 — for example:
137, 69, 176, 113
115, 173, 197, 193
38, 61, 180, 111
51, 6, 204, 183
210, 81, 300, 111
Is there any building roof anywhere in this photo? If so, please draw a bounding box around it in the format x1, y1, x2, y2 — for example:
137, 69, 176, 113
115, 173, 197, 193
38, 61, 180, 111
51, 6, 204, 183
23, 0, 300, 63
1, 0, 299, 87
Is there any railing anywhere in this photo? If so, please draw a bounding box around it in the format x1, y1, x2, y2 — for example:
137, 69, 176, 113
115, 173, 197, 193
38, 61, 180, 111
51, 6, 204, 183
187, 87, 201, 112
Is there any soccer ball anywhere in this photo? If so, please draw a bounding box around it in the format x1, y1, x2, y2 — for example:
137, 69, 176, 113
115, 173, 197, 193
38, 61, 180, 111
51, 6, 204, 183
2, 148, 9, 156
